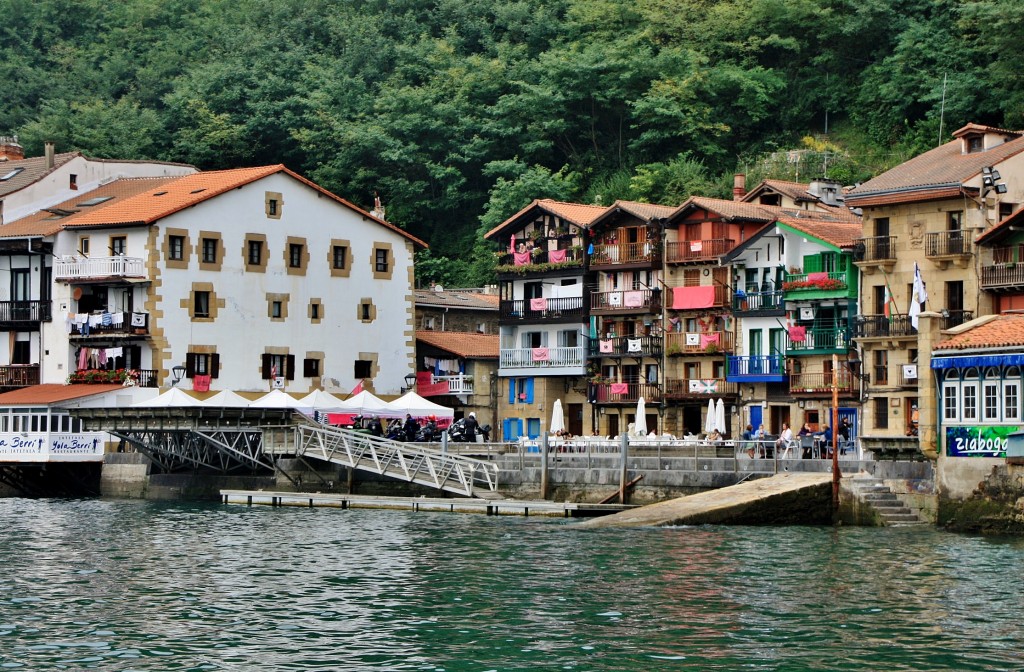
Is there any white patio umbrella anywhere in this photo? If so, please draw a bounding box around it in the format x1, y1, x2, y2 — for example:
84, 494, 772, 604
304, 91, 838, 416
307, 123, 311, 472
715, 398, 726, 434
705, 398, 716, 434
635, 396, 648, 436
549, 398, 565, 435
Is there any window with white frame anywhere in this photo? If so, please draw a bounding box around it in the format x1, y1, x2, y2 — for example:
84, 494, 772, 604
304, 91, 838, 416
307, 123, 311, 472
962, 369, 979, 421
1006, 367, 1021, 422
984, 368, 1001, 421
943, 381, 959, 422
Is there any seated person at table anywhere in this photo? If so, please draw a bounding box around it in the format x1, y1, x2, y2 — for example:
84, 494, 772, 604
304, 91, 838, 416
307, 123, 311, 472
706, 428, 722, 443
775, 423, 793, 454
815, 425, 834, 457
742, 424, 756, 458
798, 423, 813, 437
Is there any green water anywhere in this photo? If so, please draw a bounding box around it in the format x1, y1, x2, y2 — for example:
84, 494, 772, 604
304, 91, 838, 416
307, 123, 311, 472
0, 498, 1021, 671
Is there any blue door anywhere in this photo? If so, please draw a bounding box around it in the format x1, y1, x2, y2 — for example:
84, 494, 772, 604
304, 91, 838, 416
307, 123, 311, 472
750, 405, 763, 432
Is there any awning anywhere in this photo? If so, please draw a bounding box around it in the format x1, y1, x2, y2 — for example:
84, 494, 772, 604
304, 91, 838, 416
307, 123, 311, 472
931, 353, 1024, 370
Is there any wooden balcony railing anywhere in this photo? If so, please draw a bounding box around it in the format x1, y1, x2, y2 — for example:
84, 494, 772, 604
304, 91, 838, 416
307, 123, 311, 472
727, 355, 786, 381
786, 324, 850, 353
981, 262, 1024, 290
500, 346, 586, 370
667, 281, 732, 309
663, 378, 738, 398
853, 236, 896, 262
70, 312, 149, 337
733, 290, 784, 313
853, 315, 916, 339
496, 248, 585, 270
54, 256, 145, 281
590, 289, 658, 312
665, 331, 733, 355
67, 368, 158, 387
665, 239, 734, 263
589, 241, 660, 266
588, 335, 662, 358
0, 365, 40, 388
590, 382, 661, 403
925, 230, 971, 257
499, 297, 585, 321
0, 300, 52, 324
782, 271, 849, 294
789, 371, 855, 394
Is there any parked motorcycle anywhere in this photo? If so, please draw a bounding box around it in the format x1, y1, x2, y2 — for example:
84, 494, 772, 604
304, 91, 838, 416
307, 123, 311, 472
447, 418, 492, 443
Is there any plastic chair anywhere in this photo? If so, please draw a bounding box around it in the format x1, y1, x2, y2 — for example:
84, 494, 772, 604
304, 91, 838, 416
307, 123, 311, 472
800, 435, 815, 458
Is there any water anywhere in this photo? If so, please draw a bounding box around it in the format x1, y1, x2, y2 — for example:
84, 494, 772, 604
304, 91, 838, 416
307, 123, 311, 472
1, 499, 1023, 671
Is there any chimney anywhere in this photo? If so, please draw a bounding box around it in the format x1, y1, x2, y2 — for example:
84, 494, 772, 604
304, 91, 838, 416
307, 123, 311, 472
0, 136, 24, 161
44, 141, 55, 169
732, 173, 746, 201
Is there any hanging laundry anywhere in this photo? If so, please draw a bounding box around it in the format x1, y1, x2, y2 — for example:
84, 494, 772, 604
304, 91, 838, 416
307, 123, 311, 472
111, 313, 124, 326
531, 347, 549, 362
131, 313, 146, 327
623, 291, 644, 308
529, 297, 548, 311
789, 325, 807, 342
699, 332, 721, 349
548, 249, 567, 263
610, 382, 629, 395
685, 333, 700, 346
101, 313, 113, 327
627, 338, 642, 353
599, 340, 614, 354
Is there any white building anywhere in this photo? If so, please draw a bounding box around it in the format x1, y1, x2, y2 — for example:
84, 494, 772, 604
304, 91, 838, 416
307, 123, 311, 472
0, 165, 425, 396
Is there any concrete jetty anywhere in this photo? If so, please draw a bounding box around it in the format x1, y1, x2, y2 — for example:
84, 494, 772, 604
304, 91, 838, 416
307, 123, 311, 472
579, 472, 834, 528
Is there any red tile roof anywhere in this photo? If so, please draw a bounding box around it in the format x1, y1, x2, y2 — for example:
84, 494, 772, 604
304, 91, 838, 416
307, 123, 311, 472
484, 198, 608, 239
671, 196, 783, 222
414, 289, 499, 310
934, 315, 1024, 350
415, 330, 499, 359
846, 128, 1024, 206
0, 177, 178, 238
776, 215, 864, 249
0, 383, 124, 405
0, 152, 81, 198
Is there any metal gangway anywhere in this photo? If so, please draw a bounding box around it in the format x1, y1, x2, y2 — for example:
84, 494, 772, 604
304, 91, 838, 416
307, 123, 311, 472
265, 422, 500, 498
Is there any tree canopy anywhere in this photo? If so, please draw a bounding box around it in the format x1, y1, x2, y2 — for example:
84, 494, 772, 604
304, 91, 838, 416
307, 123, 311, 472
3, 0, 1021, 286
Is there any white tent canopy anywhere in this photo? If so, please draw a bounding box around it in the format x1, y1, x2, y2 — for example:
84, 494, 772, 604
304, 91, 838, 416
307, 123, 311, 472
251, 389, 304, 408
384, 391, 454, 419
335, 390, 391, 415
297, 389, 345, 412
132, 387, 203, 407
202, 390, 252, 408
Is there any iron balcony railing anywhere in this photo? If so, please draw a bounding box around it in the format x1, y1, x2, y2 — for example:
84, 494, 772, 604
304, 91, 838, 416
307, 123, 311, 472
499, 297, 585, 321
733, 289, 784, 313
789, 371, 856, 394
665, 239, 734, 263
853, 314, 916, 338
589, 241, 660, 266
663, 378, 738, 398
853, 236, 896, 262
727, 355, 786, 380
589, 381, 661, 403
782, 271, 849, 294
0, 300, 52, 323
941, 310, 973, 329
500, 346, 586, 370
0, 365, 40, 388
590, 288, 658, 312
588, 335, 663, 358
925, 230, 971, 257
786, 324, 850, 353
54, 256, 146, 281
67, 369, 158, 387
70, 311, 149, 337
665, 331, 734, 355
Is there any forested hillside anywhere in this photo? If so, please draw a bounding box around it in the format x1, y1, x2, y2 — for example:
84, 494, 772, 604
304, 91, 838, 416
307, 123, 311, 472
3, 0, 1021, 285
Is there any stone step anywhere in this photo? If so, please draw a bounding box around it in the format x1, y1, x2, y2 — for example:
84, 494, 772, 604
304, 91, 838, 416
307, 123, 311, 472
862, 492, 898, 500
875, 506, 912, 516
881, 513, 922, 523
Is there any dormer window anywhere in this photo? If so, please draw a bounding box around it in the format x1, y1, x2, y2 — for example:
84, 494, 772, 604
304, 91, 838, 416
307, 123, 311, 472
967, 135, 984, 153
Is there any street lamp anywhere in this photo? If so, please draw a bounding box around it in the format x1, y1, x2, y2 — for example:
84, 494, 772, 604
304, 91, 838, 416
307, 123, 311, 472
171, 365, 186, 387
403, 373, 417, 393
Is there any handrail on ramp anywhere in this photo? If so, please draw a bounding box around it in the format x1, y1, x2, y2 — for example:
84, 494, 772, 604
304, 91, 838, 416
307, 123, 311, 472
267, 424, 498, 497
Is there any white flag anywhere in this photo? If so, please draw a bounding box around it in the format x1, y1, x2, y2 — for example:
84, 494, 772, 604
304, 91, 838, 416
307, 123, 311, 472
909, 263, 927, 329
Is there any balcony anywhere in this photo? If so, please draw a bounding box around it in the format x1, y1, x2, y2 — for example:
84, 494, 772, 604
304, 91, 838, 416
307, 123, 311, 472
789, 371, 856, 396
782, 271, 849, 299
419, 374, 474, 396
499, 346, 586, 376
667, 282, 731, 310
853, 314, 917, 340
590, 288, 659, 314
0, 365, 40, 389
589, 335, 662, 358
590, 381, 661, 403
499, 297, 585, 322
941, 310, 973, 330
70, 311, 150, 338
589, 241, 660, 267
665, 331, 734, 356
666, 239, 734, 263
67, 368, 158, 387
981, 248, 1024, 290
495, 248, 584, 274
663, 378, 738, 399
925, 231, 972, 269
786, 323, 850, 354
896, 366, 918, 389
727, 355, 786, 382
0, 300, 52, 328
54, 256, 146, 282
853, 236, 896, 274
733, 289, 784, 316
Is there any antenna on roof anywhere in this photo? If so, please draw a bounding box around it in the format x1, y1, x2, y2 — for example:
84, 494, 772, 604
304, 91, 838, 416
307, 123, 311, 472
938, 73, 948, 147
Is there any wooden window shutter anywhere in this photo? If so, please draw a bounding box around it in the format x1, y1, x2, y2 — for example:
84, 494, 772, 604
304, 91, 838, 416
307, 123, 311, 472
261, 353, 272, 379
210, 353, 220, 379
185, 353, 196, 378
286, 354, 296, 380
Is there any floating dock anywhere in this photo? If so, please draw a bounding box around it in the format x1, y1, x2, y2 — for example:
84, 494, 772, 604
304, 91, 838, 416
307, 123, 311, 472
220, 489, 634, 517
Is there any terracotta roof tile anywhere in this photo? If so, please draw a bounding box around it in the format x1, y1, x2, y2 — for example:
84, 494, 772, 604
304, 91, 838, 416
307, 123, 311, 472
414, 290, 500, 310
776, 216, 863, 249
0, 152, 81, 198
846, 130, 1024, 204
0, 383, 124, 405
934, 315, 1024, 350
672, 197, 782, 222
415, 331, 499, 359
484, 198, 608, 239
0, 177, 178, 238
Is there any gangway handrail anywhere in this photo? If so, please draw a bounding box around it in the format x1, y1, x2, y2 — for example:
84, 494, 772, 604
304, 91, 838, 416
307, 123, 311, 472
268, 423, 499, 497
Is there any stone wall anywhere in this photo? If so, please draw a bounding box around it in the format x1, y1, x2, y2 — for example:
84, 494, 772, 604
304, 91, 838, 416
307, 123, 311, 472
939, 463, 1024, 533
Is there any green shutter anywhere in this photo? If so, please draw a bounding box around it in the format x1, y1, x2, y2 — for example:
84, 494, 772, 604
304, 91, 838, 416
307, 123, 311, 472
803, 254, 822, 273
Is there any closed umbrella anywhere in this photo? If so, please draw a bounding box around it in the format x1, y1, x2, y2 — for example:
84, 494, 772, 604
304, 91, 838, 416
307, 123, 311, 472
635, 397, 648, 436
715, 398, 726, 434
550, 398, 565, 435
705, 398, 716, 434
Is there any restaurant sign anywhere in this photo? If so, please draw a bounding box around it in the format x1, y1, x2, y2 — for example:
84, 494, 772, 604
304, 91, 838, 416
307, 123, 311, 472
945, 425, 1018, 458
0, 432, 106, 462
